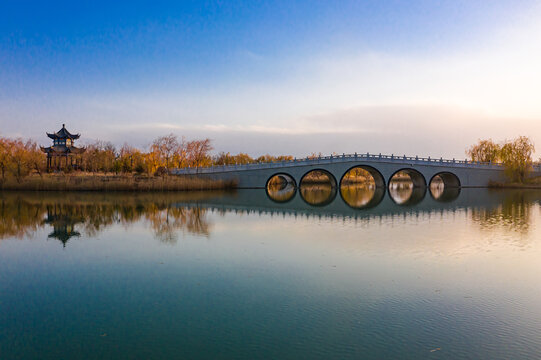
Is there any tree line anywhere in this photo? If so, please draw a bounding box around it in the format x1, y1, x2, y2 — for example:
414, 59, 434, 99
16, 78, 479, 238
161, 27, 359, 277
0, 133, 294, 181
467, 136, 536, 183
1, 132, 537, 183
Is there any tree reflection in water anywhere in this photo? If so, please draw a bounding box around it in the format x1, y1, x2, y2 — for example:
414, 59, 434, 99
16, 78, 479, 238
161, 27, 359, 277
0, 192, 215, 246
299, 184, 337, 206
471, 190, 535, 235
340, 185, 385, 209
146, 206, 210, 243
0, 196, 44, 239
0, 189, 538, 246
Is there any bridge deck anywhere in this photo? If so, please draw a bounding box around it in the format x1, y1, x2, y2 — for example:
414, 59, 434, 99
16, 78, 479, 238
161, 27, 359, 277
171, 152, 541, 188
173, 153, 512, 175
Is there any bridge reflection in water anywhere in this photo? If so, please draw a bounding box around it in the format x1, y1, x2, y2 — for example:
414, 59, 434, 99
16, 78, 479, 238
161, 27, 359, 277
0, 188, 537, 247
265, 167, 465, 210
266, 175, 462, 210
268, 182, 458, 210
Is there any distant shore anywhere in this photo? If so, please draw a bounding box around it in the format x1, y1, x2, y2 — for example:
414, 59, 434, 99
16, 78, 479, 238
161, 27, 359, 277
0, 173, 236, 192
488, 176, 541, 189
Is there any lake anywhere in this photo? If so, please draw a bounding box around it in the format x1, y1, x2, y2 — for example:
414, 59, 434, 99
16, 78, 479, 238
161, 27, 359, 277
1, 188, 541, 359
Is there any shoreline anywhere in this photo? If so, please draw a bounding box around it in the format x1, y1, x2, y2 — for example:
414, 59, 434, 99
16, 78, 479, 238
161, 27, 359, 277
488, 179, 541, 189
0, 174, 236, 192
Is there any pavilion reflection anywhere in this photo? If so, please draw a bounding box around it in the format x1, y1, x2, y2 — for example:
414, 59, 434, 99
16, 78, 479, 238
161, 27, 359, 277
0, 188, 538, 244
44, 204, 85, 247
0, 193, 215, 246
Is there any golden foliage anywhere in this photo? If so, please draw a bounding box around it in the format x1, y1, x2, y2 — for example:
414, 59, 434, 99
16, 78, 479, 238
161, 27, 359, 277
467, 136, 535, 183
466, 139, 501, 163
500, 136, 535, 183
0, 137, 45, 181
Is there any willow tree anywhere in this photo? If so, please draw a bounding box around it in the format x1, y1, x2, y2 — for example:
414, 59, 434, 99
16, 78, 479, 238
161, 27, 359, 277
466, 139, 501, 163
499, 136, 535, 183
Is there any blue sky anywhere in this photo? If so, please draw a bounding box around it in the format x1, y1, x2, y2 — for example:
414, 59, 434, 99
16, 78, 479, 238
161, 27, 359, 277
1, 0, 541, 157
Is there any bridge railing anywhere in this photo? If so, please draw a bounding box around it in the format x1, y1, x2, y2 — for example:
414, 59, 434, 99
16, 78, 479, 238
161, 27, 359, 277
172, 152, 541, 174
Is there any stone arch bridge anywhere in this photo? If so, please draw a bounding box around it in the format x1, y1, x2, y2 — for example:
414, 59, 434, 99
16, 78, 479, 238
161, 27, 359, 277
172, 153, 534, 188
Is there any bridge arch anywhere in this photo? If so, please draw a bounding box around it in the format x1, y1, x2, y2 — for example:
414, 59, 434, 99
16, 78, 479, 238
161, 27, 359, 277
429, 172, 461, 202
266, 172, 297, 189
299, 168, 338, 188
266, 173, 297, 203
388, 168, 427, 188
430, 172, 461, 188
339, 165, 386, 188
299, 169, 338, 207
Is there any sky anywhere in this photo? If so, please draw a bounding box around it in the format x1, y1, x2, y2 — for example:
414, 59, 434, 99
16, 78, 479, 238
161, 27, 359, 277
1, 0, 541, 158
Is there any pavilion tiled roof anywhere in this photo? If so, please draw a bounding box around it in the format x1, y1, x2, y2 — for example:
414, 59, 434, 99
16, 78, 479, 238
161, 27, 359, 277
46, 124, 81, 140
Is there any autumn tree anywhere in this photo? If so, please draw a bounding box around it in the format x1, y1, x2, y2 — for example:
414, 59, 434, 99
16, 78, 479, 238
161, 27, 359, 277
187, 139, 213, 167
172, 137, 188, 168
467, 139, 501, 163
0, 138, 14, 180
0, 138, 45, 181
151, 134, 179, 169
256, 154, 294, 163
116, 143, 146, 173
500, 136, 535, 183
23, 140, 45, 177
213, 152, 254, 165
82, 141, 116, 173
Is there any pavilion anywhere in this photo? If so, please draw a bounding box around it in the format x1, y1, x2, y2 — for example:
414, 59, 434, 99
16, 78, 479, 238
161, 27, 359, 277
41, 124, 86, 171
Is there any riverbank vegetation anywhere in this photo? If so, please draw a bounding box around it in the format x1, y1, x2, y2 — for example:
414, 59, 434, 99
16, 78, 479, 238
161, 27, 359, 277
0, 173, 237, 191
467, 136, 538, 184
0, 133, 292, 190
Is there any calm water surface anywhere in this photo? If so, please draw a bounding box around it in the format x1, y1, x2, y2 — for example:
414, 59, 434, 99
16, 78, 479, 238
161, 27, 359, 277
1, 188, 541, 359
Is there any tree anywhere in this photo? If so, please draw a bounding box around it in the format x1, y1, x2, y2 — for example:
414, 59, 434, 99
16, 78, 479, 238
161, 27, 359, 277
23, 140, 45, 177
467, 139, 501, 163
82, 140, 116, 173
500, 136, 535, 183
256, 154, 294, 163
0, 138, 14, 180
172, 137, 188, 168
117, 143, 144, 173
213, 152, 254, 165
151, 134, 179, 169
187, 139, 213, 167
